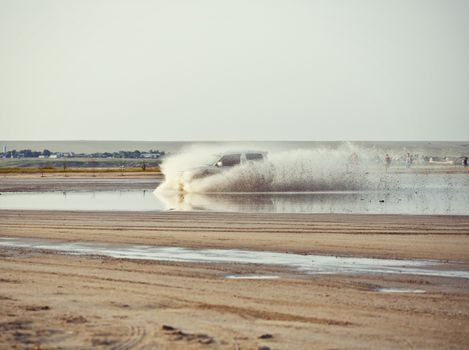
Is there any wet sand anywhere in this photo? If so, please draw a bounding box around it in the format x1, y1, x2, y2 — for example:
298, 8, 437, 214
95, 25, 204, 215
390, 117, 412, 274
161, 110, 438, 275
2, 210, 469, 261
0, 172, 163, 192
1, 173, 469, 349
1, 209, 469, 349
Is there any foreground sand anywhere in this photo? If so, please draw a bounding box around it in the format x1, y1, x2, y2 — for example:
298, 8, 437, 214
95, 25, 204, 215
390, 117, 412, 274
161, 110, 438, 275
1, 210, 469, 349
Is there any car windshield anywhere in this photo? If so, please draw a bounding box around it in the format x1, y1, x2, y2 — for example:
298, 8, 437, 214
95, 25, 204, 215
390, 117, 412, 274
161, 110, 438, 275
246, 153, 264, 161
200, 154, 222, 166
219, 154, 241, 166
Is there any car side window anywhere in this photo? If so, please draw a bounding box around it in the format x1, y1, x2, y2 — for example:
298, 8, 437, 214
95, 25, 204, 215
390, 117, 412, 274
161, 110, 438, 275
220, 154, 241, 166
246, 153, 263, 161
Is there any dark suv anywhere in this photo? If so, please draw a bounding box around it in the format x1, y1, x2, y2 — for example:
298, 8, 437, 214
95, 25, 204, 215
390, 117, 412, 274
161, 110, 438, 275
179, 151, 274, 189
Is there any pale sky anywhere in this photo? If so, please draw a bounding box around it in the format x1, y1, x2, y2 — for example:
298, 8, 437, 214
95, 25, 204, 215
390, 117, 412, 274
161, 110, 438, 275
1, 0, 468, 141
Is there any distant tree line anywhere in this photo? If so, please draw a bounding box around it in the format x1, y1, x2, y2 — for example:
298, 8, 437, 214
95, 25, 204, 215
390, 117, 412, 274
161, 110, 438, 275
1, 149, 44, 158
1, 149, 165, 159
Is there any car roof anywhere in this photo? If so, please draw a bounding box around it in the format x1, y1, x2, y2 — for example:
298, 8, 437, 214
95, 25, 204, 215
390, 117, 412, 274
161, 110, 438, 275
215, 150, 268, 156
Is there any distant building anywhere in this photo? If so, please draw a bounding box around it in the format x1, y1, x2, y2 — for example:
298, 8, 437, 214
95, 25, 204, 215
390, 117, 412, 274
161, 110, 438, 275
49, 154, 58, 159
142, 153, 160, 159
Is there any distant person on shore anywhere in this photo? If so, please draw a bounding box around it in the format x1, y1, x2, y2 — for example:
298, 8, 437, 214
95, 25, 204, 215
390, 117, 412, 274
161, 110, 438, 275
464, 157, 468, 167
346, 152, 359, 173
384, 154, 391, 171
405, 153, 413, 168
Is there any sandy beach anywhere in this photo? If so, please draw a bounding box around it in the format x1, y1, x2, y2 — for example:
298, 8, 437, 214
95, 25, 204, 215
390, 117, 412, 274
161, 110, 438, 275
3, 0, 469, 346
1, 202, 469, 349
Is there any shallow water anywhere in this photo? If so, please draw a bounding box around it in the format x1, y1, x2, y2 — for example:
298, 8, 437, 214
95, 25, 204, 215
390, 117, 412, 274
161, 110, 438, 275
225, 274, 280, 280
1, 188, 468, 214
1, 237, 468, 279
0, 190, 166, 211
155, 189, 469, 215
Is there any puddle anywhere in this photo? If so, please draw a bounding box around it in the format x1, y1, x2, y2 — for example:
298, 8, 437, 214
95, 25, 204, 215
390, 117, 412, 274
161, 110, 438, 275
1, 237, 468, 279
377, 288, 426, 293
225, 274, 280, 280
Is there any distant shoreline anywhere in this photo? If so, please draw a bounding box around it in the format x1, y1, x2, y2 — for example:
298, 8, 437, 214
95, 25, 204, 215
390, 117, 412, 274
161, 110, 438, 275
1, 140, 468, 154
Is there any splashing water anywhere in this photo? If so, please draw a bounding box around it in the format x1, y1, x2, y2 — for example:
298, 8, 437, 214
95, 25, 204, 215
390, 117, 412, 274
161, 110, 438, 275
155, 143, 469, 194
156, 143, 378, 193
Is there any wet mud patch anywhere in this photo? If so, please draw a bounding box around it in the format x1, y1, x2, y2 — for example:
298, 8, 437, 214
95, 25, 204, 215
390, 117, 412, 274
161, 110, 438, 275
62, 315, 88, 324
110, 301, 132, 309
162, 324, 215, 345
24, 305, 51, 312
0, 319, 66, 347
0, 320, 33, 331
0, 277, 21, 284
259, 333, 274, 339
0, 247, 40, 259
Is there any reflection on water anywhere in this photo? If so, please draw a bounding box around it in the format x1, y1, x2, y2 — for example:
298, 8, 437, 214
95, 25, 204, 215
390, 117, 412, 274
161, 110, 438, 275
155, 173, 469, 214
156, 190, 469, 215
1, 237, 468, 279
0, 190, 166, 211
0, 188, 468, 214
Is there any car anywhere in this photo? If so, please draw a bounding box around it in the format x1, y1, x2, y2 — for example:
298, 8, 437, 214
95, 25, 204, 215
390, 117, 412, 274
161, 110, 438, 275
178, 151, 274, 191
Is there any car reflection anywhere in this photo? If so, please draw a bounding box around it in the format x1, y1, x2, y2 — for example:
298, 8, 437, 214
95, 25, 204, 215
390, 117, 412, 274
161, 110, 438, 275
153, 189, 467, 214
154, 191, 276, 212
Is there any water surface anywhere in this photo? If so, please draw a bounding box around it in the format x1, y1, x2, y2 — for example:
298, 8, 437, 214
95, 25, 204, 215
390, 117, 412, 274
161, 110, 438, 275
1, 188, 468, 215
1, 237, 468, 279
